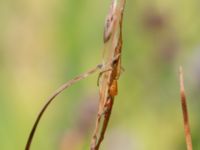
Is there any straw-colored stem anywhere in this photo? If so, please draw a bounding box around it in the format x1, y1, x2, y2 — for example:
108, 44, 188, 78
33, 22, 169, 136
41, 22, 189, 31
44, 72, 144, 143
179, 66, 193, 150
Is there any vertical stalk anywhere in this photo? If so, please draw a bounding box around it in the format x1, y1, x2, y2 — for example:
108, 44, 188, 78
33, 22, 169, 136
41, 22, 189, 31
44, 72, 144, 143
179, 66, 193, 150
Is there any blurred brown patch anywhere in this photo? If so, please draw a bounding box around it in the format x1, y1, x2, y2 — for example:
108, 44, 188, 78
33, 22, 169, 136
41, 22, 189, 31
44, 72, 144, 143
59, 94, 98, 150
142, 7, 167, 32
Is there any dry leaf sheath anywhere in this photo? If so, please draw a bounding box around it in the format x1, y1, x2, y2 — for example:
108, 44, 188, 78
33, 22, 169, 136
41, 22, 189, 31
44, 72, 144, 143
179, 66, 193, 150
90, 0, 126, 150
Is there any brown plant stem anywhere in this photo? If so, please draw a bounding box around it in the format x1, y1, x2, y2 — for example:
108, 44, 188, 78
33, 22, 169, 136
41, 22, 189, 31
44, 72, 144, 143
95, 96, 114, 150
179, 66, 193, 150
25, 64, 102, 150
90, 0, 126, 149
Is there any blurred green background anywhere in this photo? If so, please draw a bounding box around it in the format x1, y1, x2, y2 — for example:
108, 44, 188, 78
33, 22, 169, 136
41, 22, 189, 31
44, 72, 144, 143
0, 0, 200, 149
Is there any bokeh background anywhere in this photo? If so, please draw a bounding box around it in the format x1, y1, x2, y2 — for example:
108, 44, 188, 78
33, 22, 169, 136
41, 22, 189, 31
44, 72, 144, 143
0, 0, 200, 149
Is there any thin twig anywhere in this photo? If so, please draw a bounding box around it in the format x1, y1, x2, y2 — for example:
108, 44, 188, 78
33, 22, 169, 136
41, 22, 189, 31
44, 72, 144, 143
95, 96, 114, 150
25, 64, 101, 150
90, 0, 126, 149
179, 66, 193, 150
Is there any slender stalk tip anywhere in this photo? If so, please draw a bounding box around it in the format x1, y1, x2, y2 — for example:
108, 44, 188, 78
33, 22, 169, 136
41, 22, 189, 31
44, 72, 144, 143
179, 65, 185, 93
178, 66, 193, 150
